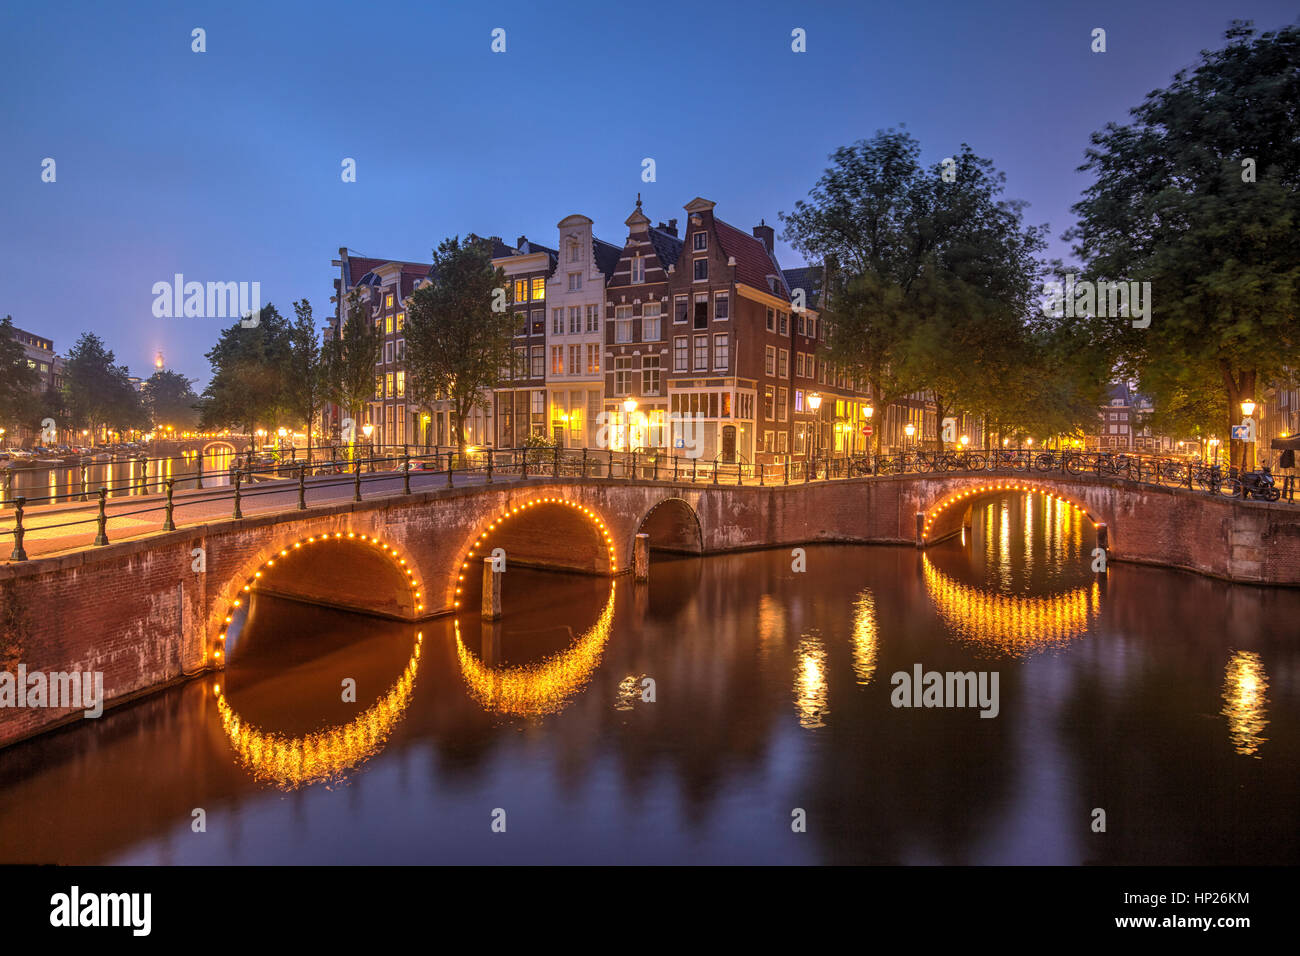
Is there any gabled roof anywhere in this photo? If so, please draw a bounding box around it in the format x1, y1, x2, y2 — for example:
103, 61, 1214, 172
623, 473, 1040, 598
647, 226, 683, 269
715, 219, 789, 301
782, 266, 823, 310
593, 238, 622, 280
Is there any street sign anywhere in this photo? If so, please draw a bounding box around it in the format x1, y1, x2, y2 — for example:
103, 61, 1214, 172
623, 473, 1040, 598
1231, 422, 1256, 442
862, 425, 873, 435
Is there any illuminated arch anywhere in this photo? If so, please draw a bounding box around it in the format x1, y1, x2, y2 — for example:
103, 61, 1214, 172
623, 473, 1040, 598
211, 530, 425, 667
921, 555, 1101, 657
921, 480, 1099, 546
214, 630, 422, 789
450, 496, 619, 610
635, 497, 704, 555
454, 582, 616, 716
201, 440, 238, 456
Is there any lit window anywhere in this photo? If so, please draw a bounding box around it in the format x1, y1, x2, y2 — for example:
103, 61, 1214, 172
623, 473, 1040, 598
385, 294, 394, 309
514, 279, 528, 302
531, 277, 546, 300
386, 315, 394, 335
396, 371, 405, 397
552, 346, 564, 375
587, 343, 600, 374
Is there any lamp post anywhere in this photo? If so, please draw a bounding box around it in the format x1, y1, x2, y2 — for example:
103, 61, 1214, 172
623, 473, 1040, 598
1240, 399, 1256, 471
362, 422, 374, 470
808, 392, 822, 475
864, 404, 873, 467
904, 421, 916, 459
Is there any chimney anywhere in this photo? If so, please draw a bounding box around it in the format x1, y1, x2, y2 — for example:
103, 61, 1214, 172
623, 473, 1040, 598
516, 235, 528, 250
657, 220, 678, 237
753, 219, 774, 253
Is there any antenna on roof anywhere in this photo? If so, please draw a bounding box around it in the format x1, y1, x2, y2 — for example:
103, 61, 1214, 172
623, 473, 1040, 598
636, 192, 642, 210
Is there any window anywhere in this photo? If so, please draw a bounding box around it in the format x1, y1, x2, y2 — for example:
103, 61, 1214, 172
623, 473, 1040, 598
763, 386, 775, 420
777, 387, 788, 422
374, 316, 383, 334
552, 308, 564, 335
674, 295, 688, 323
777, 431, 788, 454
514, 347, 527, 377
514, 279, 528, 303
396, 312, 405, 332
694, 294, 708, 329
375, 375, 383, 399
586, 303, 599, 332
796, 314, 805, 336
778, 349, 788, 378
385, 293, 394, 310
765, 346, 776, 376
796, 353, 805, 377
396, 371, 405, 397
674, 336, 688, 371
763, 431, 774, 453
714, 333, 729, 370
643, 301, 662, 341
569, 306, 581, 334
615, 305, 634, 343
551, 346, 564, 375
807, 316, 816, 338
531, 346, 544, 378
385, 315, 394, 335
642, 356, 661, 395
631, 256, 645, 283
386, 372, 395, 399
693, 335, 709, 371
694, 258, 708, 281
587, 343, 601, 374
693, 232, 707, 251
778, 311, 788, 335
531, 277, 546, 300
714, 292, 729, 320
385, 341, 394, 364
569, 240, 581, 263
614, 357, 634, 395
568, 272, 582, 292
569, 345, 581, 376
795, 389, 804, 412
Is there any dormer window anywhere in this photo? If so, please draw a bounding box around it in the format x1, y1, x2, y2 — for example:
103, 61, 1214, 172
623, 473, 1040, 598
693, 232, 707, 251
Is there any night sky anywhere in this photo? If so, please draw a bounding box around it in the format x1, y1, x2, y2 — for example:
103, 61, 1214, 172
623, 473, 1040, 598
3, 0, 1295, 387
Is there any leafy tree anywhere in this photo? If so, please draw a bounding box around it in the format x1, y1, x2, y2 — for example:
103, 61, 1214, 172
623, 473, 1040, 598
322, 292, 382, 452
62, 333, 143, 442
1069, 21, 1300, 468
200, 304, 291, 436
0, 315, 41, 442
142, 369, 201, 432
404, 236, 514, 455
286, 298, 326, 461
783, 131, 1048, 452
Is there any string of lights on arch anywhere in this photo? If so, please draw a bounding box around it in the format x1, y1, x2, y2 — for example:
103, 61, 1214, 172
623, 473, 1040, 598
922, 481, 1098, 544
454, 497, 618, 609
211, 530, 425, 666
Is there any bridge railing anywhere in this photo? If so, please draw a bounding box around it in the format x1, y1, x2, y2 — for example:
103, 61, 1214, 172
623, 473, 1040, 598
2, 445, 1294, 561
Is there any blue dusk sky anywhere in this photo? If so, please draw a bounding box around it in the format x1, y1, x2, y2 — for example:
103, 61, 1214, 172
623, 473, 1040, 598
2, 0, 1296, 388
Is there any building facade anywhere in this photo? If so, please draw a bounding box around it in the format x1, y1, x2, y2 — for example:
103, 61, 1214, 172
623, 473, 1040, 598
493, 237, 556, 449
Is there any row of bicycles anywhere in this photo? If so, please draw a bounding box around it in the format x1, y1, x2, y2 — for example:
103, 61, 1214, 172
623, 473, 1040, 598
854, 449, 1283, 501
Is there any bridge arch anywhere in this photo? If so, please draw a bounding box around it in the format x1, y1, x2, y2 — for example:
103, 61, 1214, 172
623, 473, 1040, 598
449, 495, 618, 611
214, 530, 426, 666
201, 440, 239, 456
920, 479, 1100, 546
635, 497, 704, 555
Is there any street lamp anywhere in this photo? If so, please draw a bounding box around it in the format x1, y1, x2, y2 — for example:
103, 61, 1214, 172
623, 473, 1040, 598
622, 397, 637, 453
904, 421, 916, 457
808, 392, 822, 470
1240, 399, 1256, 470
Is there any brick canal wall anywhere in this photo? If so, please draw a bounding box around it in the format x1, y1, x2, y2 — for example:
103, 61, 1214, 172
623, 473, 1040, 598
2, 475, 1298, 747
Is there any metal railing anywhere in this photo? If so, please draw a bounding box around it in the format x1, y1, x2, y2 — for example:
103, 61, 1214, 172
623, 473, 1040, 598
2, 445, 1294, 561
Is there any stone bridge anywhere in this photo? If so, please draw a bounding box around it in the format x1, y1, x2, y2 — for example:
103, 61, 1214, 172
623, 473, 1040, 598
2, 471, 1298, 746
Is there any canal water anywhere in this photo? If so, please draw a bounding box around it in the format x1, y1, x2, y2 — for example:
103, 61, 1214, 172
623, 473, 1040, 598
1, 493, 1296, 864
1, 448, 236, 506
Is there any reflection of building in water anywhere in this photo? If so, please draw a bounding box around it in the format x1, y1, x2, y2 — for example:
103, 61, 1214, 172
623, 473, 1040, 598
455, 584, 615, 716
1221, 650, 1269, 757
851, 591, 879, 686
216, 633, 422, 789
794, 633, 828, 729
922, 556, 1100, 657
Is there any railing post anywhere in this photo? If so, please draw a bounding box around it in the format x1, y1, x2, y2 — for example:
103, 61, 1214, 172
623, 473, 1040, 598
94, 488, 109, 545
553, 444, 560, 478
9, 497, 27, 561
80, 461, 88, 502
447, 453, 455, 487
354, 457, 362, 502
196, 455, 204, 490
630, 450, 637, 480
653, 454, 659, 481
581, 447, 588, 479
403, 451, 411, 494
804, 456, 810, 483
673, 454, 678, 482
522, 450, 528, 480
759, 461, 765, 486
487, 450, 494, 484
784, 461, 789, 485
163, 478, 176, 531
608, 449, 613, 479
713, 460, 719, 485
232, 471, 243, 519
737, 463, 743, 486
298, 464, 308, 510
692, 456, 697, 483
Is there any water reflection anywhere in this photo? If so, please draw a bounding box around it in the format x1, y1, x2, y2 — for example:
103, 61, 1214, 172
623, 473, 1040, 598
850, 591, 879, 685
794, 633, 829, 728
1222, 650, 1269, 757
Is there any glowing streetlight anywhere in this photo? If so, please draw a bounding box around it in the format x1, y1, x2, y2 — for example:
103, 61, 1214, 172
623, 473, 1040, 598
362, 423, 374, 438
807, 392, 822, 411
959, 435, 969, 447
864, 404, 873, 418
1240, 399, 1256, 417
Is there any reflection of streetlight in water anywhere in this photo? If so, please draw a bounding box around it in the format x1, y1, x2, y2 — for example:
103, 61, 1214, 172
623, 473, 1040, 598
1221, 650, 1269, 757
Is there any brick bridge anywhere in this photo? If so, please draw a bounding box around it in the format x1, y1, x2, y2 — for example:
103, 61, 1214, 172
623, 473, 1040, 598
2, 472, 1298, 746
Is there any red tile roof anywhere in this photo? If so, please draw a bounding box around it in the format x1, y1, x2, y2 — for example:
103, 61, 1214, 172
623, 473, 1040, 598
714, 219, 789, 301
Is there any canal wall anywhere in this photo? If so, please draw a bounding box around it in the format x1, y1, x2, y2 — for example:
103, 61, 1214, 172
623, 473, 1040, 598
2, 474, 1298, 747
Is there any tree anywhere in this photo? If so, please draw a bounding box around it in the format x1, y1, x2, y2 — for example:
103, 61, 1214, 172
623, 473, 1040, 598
286, 298, 326, 461
142, 369, 201, 432
782, 131, 1048, 453
404, 236, 514, 455
0, 315, 40, 442
322, 292, 382, 453
1069, 21, 1300, 469
62, 333, 143, 442
200, 304, 291, 436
